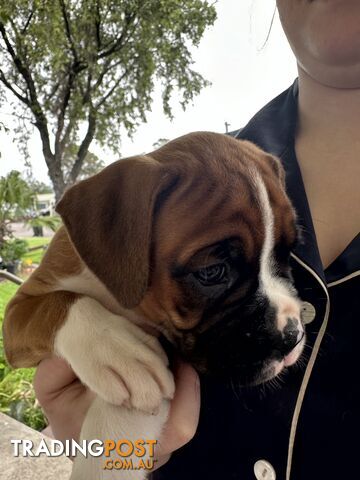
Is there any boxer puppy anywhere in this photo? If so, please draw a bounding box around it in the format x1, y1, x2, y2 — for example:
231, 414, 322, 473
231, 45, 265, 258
3, 132, 305, 479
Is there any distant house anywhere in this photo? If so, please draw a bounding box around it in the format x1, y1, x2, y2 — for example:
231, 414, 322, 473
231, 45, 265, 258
35, 193, 56, 216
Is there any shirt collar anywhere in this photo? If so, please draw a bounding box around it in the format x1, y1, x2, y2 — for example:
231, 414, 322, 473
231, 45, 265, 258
325, 233, 360, 284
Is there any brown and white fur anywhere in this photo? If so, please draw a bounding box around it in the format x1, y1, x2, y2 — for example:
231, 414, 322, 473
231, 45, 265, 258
3, 132, 305, 479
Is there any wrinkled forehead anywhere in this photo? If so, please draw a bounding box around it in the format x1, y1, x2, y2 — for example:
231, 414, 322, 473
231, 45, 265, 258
152, 163, 296, 268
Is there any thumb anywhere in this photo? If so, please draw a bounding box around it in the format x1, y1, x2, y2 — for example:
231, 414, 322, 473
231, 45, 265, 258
157, 360, 200, 457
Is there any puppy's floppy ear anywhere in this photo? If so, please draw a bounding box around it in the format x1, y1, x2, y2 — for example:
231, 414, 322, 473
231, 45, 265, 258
266, 154, 286, 189
56, 156, 177, 308
240, 140, 286, 189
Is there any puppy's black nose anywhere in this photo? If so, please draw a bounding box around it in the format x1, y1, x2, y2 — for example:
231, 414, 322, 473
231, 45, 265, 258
282, 317, 304, 356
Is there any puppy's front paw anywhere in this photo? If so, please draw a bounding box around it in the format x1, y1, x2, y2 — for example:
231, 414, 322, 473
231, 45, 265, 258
54, 297, 175, 413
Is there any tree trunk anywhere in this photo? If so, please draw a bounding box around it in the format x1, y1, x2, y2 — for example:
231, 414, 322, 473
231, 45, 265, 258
52, 177, 66, 203
46, 155, 66, 203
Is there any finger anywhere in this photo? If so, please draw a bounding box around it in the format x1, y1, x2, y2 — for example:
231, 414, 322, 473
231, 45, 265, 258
33, 356, 79, 402
33, 357, 94, 443
157, 361, 200, 457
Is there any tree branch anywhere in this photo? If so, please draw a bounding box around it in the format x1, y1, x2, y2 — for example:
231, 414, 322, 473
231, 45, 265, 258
95, 0, 101, 50
92, 57, 123, 92
43, 79, 62, 105
60, 117, 75, 151
0, 21, 54, 163
1, 109, 34, 123
55, 62, 90, 158
21, 8, 35, 35
68, 108, 97, 184
59, 0, 79, 62
82, 70, 92, 104
0, 69, 29, 105
54, 69, 75, 157
97, 11, 137, 59
95, 69, 129, 109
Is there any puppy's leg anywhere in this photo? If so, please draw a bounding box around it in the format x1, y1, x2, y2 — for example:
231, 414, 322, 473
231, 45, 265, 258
71, 397, 170, 480
54, 296, 175, 413
54, 297, 174, 478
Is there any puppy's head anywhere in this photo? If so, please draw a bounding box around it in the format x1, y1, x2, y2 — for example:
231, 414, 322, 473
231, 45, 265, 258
57, 132, 304, 386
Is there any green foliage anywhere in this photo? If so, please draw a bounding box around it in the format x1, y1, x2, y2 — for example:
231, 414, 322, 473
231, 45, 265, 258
0, 170, 35, 244
22, 248, 48, 265
0, 1, 217, 198
0, 368, 46, 431
26, 178, 53, 195
19, 236, 51, 264
26, 215, 61, 233
0, 238, 28, 263
152, 137, 169, 149
0, 170, 32, 204
0, 171, 34, 210
22, 237, 51, 249
0, 281, 18, 331
0, 170, 59, 259
0, 240, 49, 430
0, 282, 18, 382
63, 144, 105, 181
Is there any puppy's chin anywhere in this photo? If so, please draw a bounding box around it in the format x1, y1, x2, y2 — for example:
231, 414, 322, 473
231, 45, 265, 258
189, 360, 278, 386
181, 335, 305, 387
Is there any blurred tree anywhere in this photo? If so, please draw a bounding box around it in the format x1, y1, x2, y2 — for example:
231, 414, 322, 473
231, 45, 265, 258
0, 118, 9, 159
0, 120, 9, 133
0, 1, 216, 200
0, 170, 34, 245
25, 177, 53, 194
62, 144, 105, 181
152, 138, 169, 149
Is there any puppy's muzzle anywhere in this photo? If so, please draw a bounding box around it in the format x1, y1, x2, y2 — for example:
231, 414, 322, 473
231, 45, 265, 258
176, 308, 305, 385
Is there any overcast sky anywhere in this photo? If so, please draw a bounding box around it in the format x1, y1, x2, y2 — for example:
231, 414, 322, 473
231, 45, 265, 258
0, 0, 298, 184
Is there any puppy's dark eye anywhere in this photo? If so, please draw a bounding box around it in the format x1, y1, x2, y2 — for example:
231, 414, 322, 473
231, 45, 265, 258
193, 263, 227, 286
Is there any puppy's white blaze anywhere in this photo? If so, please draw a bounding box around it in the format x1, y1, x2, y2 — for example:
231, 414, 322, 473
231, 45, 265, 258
249, 169, 301, 330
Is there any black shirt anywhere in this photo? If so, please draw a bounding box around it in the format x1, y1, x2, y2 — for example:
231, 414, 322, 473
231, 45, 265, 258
153, 80, 360, 480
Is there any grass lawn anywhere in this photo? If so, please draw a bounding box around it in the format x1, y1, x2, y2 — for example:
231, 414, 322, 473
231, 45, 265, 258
23, 237, 52, 248
21, 237, 51, 264
0, 282, 18, 317
0, 237, 49, 430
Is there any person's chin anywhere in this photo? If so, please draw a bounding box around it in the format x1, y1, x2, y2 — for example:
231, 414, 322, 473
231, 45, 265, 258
304, 0, 360, 67
299, 57, 360, 89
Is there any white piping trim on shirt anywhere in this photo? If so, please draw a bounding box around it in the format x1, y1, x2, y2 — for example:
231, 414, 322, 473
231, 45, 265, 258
286, 253, 330, 480
327, 270, 360, 288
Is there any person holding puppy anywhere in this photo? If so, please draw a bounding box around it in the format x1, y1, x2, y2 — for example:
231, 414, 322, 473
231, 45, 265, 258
34, 1, 360, 479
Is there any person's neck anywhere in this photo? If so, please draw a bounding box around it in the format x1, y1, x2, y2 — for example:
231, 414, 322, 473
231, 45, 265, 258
295, 66, 360, 270
296, 67, 360, 158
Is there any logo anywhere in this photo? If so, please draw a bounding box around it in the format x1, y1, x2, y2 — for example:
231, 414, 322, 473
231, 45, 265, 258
11, 438, 158, 471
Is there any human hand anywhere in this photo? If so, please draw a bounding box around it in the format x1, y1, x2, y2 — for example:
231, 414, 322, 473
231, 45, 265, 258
34, 356, 95, 443
153, 359, 201, 468
34, 356, 200, 469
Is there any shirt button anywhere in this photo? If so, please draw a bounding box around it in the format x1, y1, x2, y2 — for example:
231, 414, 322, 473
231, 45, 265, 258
301, 301, 316, 324
253, 459, 276, 480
